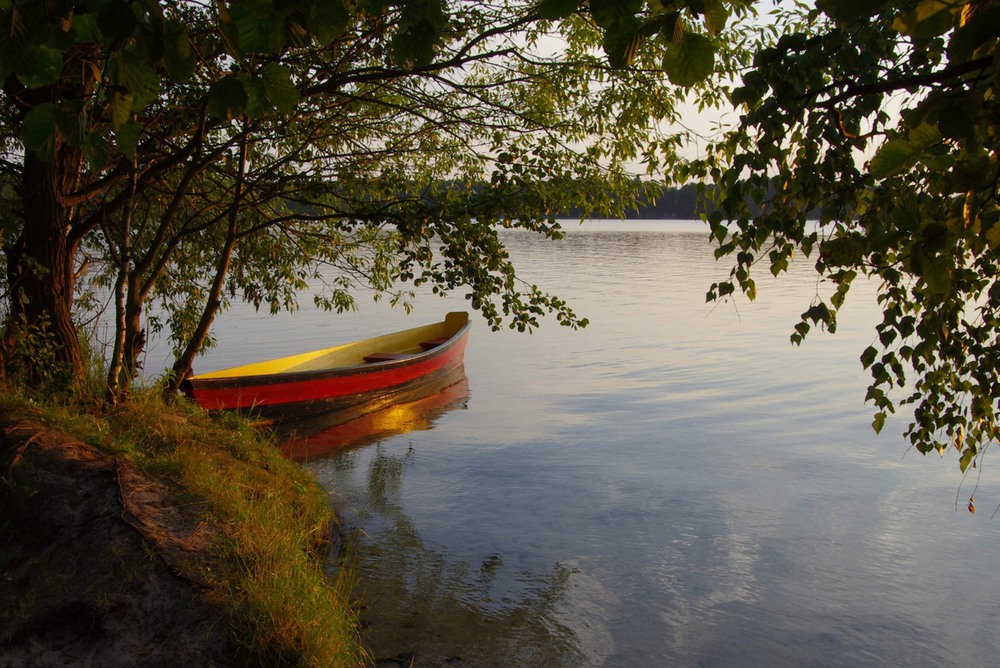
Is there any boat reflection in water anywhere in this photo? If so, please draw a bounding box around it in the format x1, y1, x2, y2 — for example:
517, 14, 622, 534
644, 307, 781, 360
277, 367, 470, 461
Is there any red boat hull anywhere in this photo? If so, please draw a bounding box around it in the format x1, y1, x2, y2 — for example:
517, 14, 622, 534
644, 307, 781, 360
182, 315, 470, 424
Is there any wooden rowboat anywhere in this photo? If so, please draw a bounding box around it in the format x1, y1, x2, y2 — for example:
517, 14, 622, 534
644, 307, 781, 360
181, 312, 470, 423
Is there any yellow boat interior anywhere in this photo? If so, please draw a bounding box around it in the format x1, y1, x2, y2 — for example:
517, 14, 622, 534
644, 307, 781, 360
191, 312, 468, 380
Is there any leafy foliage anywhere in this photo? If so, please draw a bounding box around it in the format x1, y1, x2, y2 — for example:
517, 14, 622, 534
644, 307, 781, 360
696, 0, 1000, 470
1, 0, 754, 397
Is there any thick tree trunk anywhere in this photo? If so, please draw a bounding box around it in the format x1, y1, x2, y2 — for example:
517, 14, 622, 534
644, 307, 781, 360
3, 46, 99, 386
8, 151, 84, 381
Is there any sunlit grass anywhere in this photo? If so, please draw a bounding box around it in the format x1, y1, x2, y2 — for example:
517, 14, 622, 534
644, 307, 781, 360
0, 382, 366, 667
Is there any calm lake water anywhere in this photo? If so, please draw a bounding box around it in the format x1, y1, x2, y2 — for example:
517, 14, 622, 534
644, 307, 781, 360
195, 220, 1000, 667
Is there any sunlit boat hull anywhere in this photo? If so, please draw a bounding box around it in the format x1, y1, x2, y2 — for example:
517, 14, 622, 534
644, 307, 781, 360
181, 312, 470, 423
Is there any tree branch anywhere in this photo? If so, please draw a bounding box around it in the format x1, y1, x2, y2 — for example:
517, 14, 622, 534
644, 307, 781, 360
813, 54, 995, 109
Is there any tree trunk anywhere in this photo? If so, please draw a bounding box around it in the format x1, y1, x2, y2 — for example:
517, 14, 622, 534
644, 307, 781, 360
120, 287, 147, 388
104, 247, 129, 404
105, 164, 138, 405
167, 233, 238, 396
106, 270, 147, 404
166, 127, 249, 397
3, 46, 99, 386
7, 151, 84, 382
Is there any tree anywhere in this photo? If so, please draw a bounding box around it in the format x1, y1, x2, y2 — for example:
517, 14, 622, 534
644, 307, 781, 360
0, 0, 748, 400
695, 0, 999, 473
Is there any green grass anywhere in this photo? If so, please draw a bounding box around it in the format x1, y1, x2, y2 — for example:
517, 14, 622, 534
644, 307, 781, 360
0, 384, 367, 667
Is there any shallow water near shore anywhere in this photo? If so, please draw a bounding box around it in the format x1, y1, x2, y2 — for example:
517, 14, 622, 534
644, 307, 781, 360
199, 220, 1000, 667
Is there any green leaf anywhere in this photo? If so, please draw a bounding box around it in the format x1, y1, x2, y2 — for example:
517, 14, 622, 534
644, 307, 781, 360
108, 49, 161, 110
804, 302, 832, 325
869, 139, 914, 179
921, 256, 952, 295
260, 62, 300, 113
702, 0, 728, 36
53, 100, 87, 148
115, 120, 141, 159
865, 385, 886, 405
817, 0, 889, 22
359, 0, 389, 15
0, 43, 13, 81
231, 5, 287, 53
83, 132, 111, 171
829, 289, 845, 311
22, 103, 58, 162
244, 77, 270, 119
819, 236, 863, 266
872, 411, 887, 434
109, 89, 135, 129
936, 98, 976, 142
791, 321, 810, 344
768, 250, 789, 276
208, 75, 248, 120
537, 0, 579, 20
391, 27, 436, 68
892, 0, 958, 39
98, 0, 139, 43
17, 44, 64, 89
163, 20, 196, 82
948, 5, 1000, 63
284, 16, 311, 48
913, 0, 952, 22
710, 219, 727, 243
959, 447, 976, 473
878, 326, 897, 346
602, 19, 643, 69
908, 122, 940, 149
398, 0, 443, 31
860, 345, 878, 369
922, 152, 955, 171
309, 0, 351, 43
662, 31, 715, 87
590, 0, 642, 28
70, 13, 100, 43
985, 220, 1000, 250
659, 11, 682, 43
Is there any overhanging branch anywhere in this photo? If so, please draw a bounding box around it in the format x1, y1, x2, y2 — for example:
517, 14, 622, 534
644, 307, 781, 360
812, 54, 994, 109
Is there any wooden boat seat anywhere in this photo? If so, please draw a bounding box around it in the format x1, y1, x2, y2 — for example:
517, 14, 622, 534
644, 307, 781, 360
419, 337, 450, 350
364, 352, 417, 363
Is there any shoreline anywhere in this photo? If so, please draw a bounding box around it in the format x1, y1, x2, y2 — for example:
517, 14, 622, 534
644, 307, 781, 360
0, 399, 364, 667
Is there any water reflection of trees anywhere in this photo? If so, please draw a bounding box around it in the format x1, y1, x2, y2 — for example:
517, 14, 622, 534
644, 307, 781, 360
322, 444, 585, 668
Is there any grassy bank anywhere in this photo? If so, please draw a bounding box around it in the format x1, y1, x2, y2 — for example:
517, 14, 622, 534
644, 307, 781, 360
1, 384, 366, 666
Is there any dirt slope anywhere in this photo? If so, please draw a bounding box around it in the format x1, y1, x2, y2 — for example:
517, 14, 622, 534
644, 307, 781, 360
0, 417, 237, 667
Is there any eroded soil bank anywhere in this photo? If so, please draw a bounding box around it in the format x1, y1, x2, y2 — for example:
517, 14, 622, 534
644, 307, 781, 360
0, 417, 237, 667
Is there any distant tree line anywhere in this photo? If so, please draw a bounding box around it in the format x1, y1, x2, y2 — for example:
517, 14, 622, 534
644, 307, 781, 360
557, 183, 704, 220
555, 182, 820, 221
